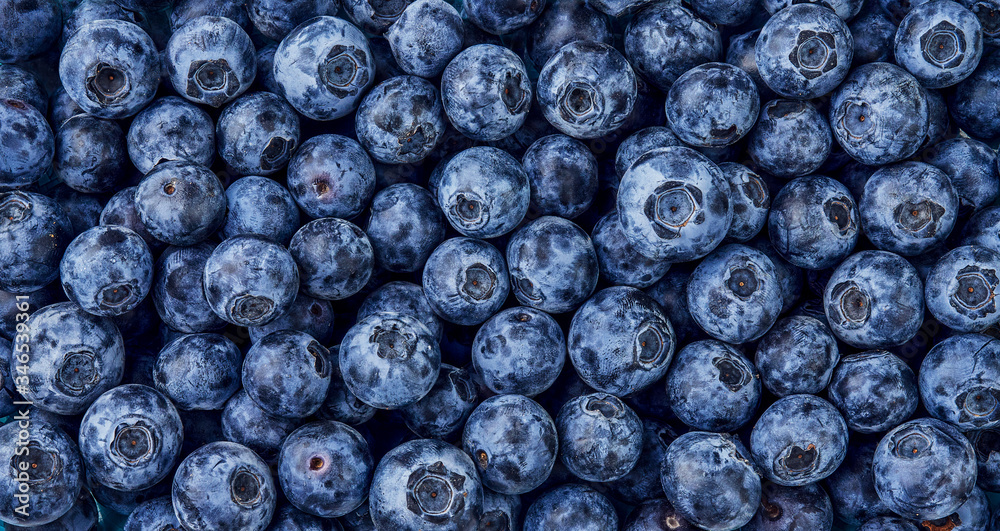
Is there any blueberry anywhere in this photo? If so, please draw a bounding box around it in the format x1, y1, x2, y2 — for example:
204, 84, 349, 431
617, 146, 732, 262
0, 0, 60, 63
751, 395, 849, 486
153, 333, 242, 411
437, 147, 530, 239
59, 226, 152, 317
925, 245, 1000, 332
170, 0, 252, 32
166, 16, 256, 108
537, 41, 637, 139
895, 0, 984, 88
665, 339, 760, 431
358, 281, 443, 340
851, 2, 900, 63
755, 316, 840, 397
248, 293, 334, 345
661, 431, 761, 531
961, 0, 1000, 45
743, 481, 834, 531
247, 0, 339, 41
507, 217, 598, 315
222, 176, 300, 246
422, 237, 510, 326
288, 134, 376, 220
290, 218, 373, 301
919, 333, 1000, 430
316, 347, 377, 427
53, 115, 125, 194
440, 44, 532, 142
969, 428, 1000, 491
768, 175, 860, 269
666, 63, 759, 148
556, 392, 643, 482
962, 205, 1000, 252
748, 100, 833, 178
925, 138, 1000, 217
829, 350, 919, 433
592, 211, 671, 289
204, 235, 300, 327
607, 419, 680, 503
243, 331, 331, 419
278, 421, 373, 518
766, 0, 863, 18
0, 64, 47, 115
49, 88, 86, 129
829, 62, 929, 165
0, 192, 74, 293
365, 183, 446, 273
949, 50, 1000, 143
217, 91, 300, 175
920, 486, 990, 530
339, 311, 441, 409
859, 162, 958, 256
523, 484, 618, 531
368, 438, 484, 530
273, 16, 375, 121
873, 417, 977, 520
342, 0, 417, 35
152, 243, 226, 333
58, 20, 160, 119
172, 441, 277, 531
124, 496, 185, 531
135, 160, 226, 246
400, 364, 477, 439
127, 96, 215, 175
0, 99, 54, 191
464, 0, 545, 35
479, 490, 521, 531
0, 421, 85, 526
385, 0, 463, 78
824, 442, 895, 525
472, 306, 565, 397
823, 250, 925, 348
527, 0, 612, 67
615, 126, 683, 179
623, 499, 697, 531
524, 135, 599, 219
624, 3, 721, 92
356, 75, 445, 164
719, 163, 770, 243
222, 389, 302, 463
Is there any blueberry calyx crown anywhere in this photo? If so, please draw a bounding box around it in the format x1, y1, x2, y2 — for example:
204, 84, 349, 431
230, 467, 264, 507
319, 45, 368, 98
831, 281, 871, 326
645, 182, 702, 239
405, 460, 466, 522
186, 59, 240, 107
230, 294, 276, 326
634, 321, 669, 367
111, 421, 157, 465
951, 264, 998, 314
894, 199, 945, 235
824, 198, 854, 235
789, 30, 838, 80
0, 192, 32, 226
9, 442, 61, 484
55, 350, 100, 397
920, 21, 966, 69
958, 387, 1000, 424
500, 70, 528, 115
460, 263, 497, 301
713, 356, 753, 392
260, 136, 294, 171
370, 322, 417, 360
777, 442, 818, 477
585, 395, 624, 419
86, 63, 129, 105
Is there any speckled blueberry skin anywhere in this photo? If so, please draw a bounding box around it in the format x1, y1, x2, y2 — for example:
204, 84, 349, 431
925, 245, 1000, 332
290, 218, 373, 301
962, 206, 1000, 252
340, 312, 441, 409
537, 41, 637, 139
385, 0, 462, 78
765, 0, 863, 17
744, 482, 835, 531
687, 244, 782, 344
615, 127, 683, 179
465, 0, 544, 34
824, 250, 925, 348
0, 99, 53, 191
248, 0, 339, 40
750, 395, 849, 486
556, 393, 643, 482
524, 484, 617, 531
748, 100, 832, 178
222, 389, 302, 463
170, 0, 252, 31
926, 138, 1000, 217
60, 226, 153, 318
127, 96, 215, 175
172, 441, 277, 531
968, 428, 1000, 491
23, 302, 125, 415
825, 442, 895, 525
437, 147, 529, 239
860, 162, 958, 256
422, 237, 510, 326
756, 316, 839, 397
278, 421, 373, 518
666, 63, 759, 148
58, 20, 160, 119
660, 431, 761, 531
666, 339, 760, 432
342, 0, 414, 35
829, 351, 918, 433
358, 281, 443, 340
365, 184, 445, 273
152, 243, 225, 333
0, 421, 84, 526
720, 163, 770, 243
316, 346, 377, 427
949, 50, 1000, 142
0, 0, 60, 63
243, 330, 331, 419
522, 135, 597, 219
592, 212, 669, 288
287, 135, 375, 221
624, 3, 721, 92
440, 44, 531, 142
400, 363, 476, 438
756, 4, 854, 99
217, 91, 300, 175
52, 115, 124, 195
369, 438, 484, 530
273, 16, 373, 121
528, 0, 612, 67
222, 176, 300, 246
248, 293, 333, 344
0, 192, 73, 293
78, 384, 182, 491
0, 65, 46, 115
204, 235, 300, 327
830, 62, 929, 165
166, 16, 255, 108
895, 0, 983, 88
462, 394, 557, 494
873, 418, 977, 520
124, 497, 185, 531
850, 3, 899, 63
153, 333, 241, 411
768, 175, 859, 270
472, 307, 565, 397
134, 160, 226, 246
920, 333, 1000, 430
507, 219, 597, 316
568, 287, 675, 396
356, 75, 445, 164
617, 146, 733, 262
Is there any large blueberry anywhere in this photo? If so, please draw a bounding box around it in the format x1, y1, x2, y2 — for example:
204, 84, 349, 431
624, 3, 721, 91
472, 307, 565, 396
385, 0, 463, 78
527, 0, 612, 67
768, 175, 859, 269
464, 0, 544, 34
124, 497, 185, 531
925, 245, 1000, 332
223, 176, 300, 245
824, 442, 895, 525
248, 0, 338, 41
287, 135, 375, 220
126, 96, 215, 175
341, 0, 415, 35
756, 316, 839, 397
666, 339, 761, 432
365, 183, 445, 273
0, 192, 73, 293
829, 350, 919, 433
666, 63, 759, 148
962, 205, 1000, 252
721, 163, 770, 243
422, 237, 510, 326
153, 333, 242, 411
948, 49, 1000, 142
357, 281, 443, 340
925, 137, 1000, 217
748, 99, 832, 178
507, 216, 599, 315
556, 392, 643, 482
750, 395, 849, 486
0, 0, 60, 63
152, 243, 226, 333
593, 211, 672, 288
400, 363, 477, 439
216, 91, 300, 175
243, 331, 331, 419
0, 421, 84, 526
524, 484, 617, 531
920, 333, 1000, 430
967, 428, 1000, 491
222, 389, 302, 463
356, 75, 445, 164
134, 160, 226, 246
522, 134, 597, 219
440, 44, 531, 142
437, 147, 529, 238
743, 481, 834, 531
203, 235, 300, 326
278, 421, 373, 517
895, 0, 984, 88
166, 15, 256, 108
60, 226, 153, 317
53, 114, 125, 194
0, 100, 54, 191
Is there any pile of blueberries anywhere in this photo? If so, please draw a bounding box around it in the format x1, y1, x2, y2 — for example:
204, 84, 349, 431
6, 0, 1000, 528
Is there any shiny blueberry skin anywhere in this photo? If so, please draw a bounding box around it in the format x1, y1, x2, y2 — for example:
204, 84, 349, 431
615, 126, 683, 179
949, 50, 1000, 143
751, 395, 849, 486
0, 99, 54, 191
78, 384, 182, 491
895, 0, 984, 88
23, 302, 125, 415
524, 484, 618, 531
624, 3, 721, 91
217, 91, 300, 175
824, 442, 894, 525
356, 75, 445, 164
557, 392, 643, 482
829, 62, 929, 165
860, 162, 959, 256
528, 0, 612, 67
292, 218, 373, 300
248, 293, 333, 345
661, 432, 761, 531
0, 0, 60, 63
222, 176, 300, 245
127, 96, 215, 175
53, 115, 125, 195
472, 306, 566, 397
666, 339, 760, 432
522, 134, 597, 219
340, 311, 441, 409
400, 363, 477, 439
365, 183, 445, 273
925, 138, 1000, 217
423, 237, 510, 326
385, 0, 463, 78
440, 44, 531, 142
0, 421, 85, 526
462, 394, 557, 494
368, 438, 484, 530
124, 496, 185, 531
204, 235, 300, 327
464, 0, 544, 34
748, 100, 832, 178
59, 226, 153, 317
925, 245, 1000, 332
537, 41, 637, 139
152, 243, 226, 333
756, 316, 839, 397
358, 281, 443, 340
287, 135, 375, 221
919, 333, 1000, 430
823, 250, 925, 348
172, 441, 277, 531
153, 333, 242, 411
165, 16, 256, 108
0, 192, 74, 293
768, 175, 860, 270
829, 351, 919, 433
135, 160, 226, 246
617, 146, 733, 262
437, 146, 529, 239
666, 63, 759, 148
278, 421, 373, 518
58, 20, 160, 119
873, 417, 977, 520
508, 216, 599, 315
743, 481, 834, 531
222, 389, 302, 463
244, 331, 331, 419
593, 211, 672, 289
0, 64, 46, 116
